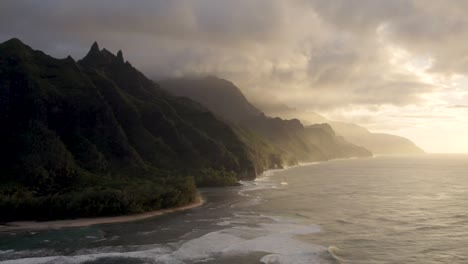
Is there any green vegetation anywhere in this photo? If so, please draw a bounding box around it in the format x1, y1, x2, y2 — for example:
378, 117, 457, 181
193, 168, 239, 187
0, 176, 196, 221
0, 38, 374, 222
233, 126, 296, 171
162, 76, 373, 163
0, 39, 259, 221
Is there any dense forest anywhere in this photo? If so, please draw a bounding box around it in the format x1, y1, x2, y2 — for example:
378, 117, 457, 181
0, 39, 284, 221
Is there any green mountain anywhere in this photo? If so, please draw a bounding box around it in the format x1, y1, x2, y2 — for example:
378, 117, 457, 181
161, 77, 372, 162
0, 39, 268, 221
162, 76, 262, 122
162, 77, 299, 168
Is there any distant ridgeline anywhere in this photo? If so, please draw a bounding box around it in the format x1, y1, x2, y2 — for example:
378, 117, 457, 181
161, 77, 372, 163
0, 39, 371, 221
161, 77, 424, 158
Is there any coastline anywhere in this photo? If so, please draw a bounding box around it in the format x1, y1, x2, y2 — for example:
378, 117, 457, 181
0, 194, 204, 232
0, 157, 365, 233
252, 156, 375, 182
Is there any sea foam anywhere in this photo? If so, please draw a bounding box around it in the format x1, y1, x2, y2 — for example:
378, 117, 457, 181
0, 217, 329, 264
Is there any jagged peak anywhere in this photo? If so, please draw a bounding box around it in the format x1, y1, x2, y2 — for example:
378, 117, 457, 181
117, 50, 124, 63
81, 41, 130, 66
65, 55, 75, 62
79, 42, 133, 69
82, 41, 101, 59
90, 41, 100, 53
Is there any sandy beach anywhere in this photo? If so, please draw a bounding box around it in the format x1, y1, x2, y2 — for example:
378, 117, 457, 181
0, 194, 204, 232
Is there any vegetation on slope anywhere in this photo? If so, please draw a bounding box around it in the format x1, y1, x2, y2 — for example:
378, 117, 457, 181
161, 76, 373, 163
0, 39, 260, 221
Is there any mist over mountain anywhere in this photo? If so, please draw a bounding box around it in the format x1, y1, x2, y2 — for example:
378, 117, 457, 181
162, 76, 262, 123
160, 75, 424, 156
0, 39, 278, 221
256, 101, 425, 155
161, 77, 372, 161
329, 122, 425, 155
252, 99, 328, 125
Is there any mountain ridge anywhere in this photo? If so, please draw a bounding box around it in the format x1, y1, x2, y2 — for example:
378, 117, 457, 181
0, 39, 277, 221
253, 100, 425, 155
162, 76, 262, 123
161, 77, 373, 162
330, 122, 425, 155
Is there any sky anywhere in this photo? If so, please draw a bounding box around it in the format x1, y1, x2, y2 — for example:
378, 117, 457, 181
1, 0, 467, 153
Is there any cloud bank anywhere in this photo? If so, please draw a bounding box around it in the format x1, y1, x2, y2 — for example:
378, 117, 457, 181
1, 0, 468, 152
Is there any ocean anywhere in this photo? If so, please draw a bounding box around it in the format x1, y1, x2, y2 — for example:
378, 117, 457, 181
1, 154, 467, 263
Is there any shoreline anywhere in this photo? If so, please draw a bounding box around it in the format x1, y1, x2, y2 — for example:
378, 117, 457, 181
0, 157, 367, 233
254, 155, 376, 181
0, 194, 204, 232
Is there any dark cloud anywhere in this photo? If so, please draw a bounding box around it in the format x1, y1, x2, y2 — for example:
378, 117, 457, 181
307, 0, 415, 32
0, 0, 465, 111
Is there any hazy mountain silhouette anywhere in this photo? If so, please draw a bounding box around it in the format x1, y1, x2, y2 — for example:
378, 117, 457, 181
253, 99, 328, 124
330, 122, 425, 155
255, 101, 425, 155
161, 77, 372, 162
162, 76, 262, 122
304, 123, 373, 159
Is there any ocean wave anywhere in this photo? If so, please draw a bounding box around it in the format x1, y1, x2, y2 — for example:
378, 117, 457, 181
0, 249, 59, 262
0, 245, 171, 264
237, 180, 279, 198
0, 216, 328, 264
260, 252, 323, 264
327, 246, 350, 264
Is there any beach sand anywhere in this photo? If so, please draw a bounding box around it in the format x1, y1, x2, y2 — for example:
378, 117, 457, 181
0, 194, 204, 232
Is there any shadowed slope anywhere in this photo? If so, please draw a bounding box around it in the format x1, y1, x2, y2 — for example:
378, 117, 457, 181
161, 77, 372, 162
0, 39, 261, 221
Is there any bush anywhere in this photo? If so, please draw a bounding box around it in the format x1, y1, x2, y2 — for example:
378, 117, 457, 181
193, 168, 239, 187
0, 174, 197, 222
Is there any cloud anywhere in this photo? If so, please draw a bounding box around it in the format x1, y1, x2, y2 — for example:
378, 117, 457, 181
0, 0, 466, 112
450, 105, 468, 109
389, 115, 454, 119
3, 0, 468, 152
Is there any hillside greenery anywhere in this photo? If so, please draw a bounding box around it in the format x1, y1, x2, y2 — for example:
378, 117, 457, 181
161, 77, 373, 163
0, 39, 277, 221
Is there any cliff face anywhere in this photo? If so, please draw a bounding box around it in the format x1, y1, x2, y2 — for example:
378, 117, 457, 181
255, 100, 425, 156
330, 122, 425, 155
161, 77, 373, 164
242, 114, 326, 162
0, 39, 258, 221
305, 124, 372, 159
